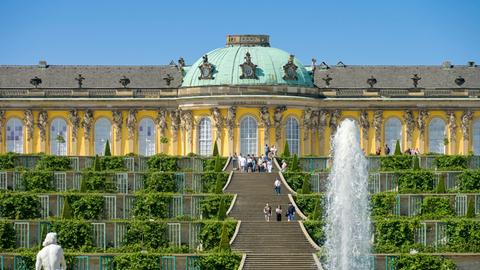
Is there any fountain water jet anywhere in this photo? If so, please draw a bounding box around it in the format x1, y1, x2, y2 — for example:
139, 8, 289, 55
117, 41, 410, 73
324, 119, 372, 270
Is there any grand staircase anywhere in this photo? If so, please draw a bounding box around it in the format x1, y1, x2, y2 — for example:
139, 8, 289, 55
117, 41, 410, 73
225, 169, 319, 269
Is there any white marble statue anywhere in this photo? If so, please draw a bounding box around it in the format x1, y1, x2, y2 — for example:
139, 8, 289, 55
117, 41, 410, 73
35, 233, 67, 270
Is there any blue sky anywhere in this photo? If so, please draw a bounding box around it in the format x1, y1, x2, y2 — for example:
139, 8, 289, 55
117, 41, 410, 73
0, 0, 478, 66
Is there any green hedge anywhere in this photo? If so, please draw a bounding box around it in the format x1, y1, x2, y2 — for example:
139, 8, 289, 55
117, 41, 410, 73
420, 197, 454, 219
396, 170, 435, 193
100, 156, 127, 171
394, 254, 457, 270
374, 218, 418, 253
0, 152, 16, 170
0, 220, 15, 249
144, 172, 176, 192
67, 194, 105, 220
147, 154, 179, 171
196, 251, 241, 270
303, 220, 325, 246
0, 192, 41, 219
444, 218, 480, 252
21, 170, 54, 192
36, 155, 72, 171
198, 220, 237, 250
457, 170, 480, 191
381, 155, 414, 171
124, 220, 168, 249
283, 171, 310, 192
51, 219, 94, 249
371, 192, 396, 217
202, 172, 229, 193
132, 193, 172, 219
435, 155, 469, 170
200, 195, 233, 220
80, 171, 115, 192
294, 194, 323, 220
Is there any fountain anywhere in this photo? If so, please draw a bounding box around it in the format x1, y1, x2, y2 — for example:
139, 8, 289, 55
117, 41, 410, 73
324, 119, 372, 270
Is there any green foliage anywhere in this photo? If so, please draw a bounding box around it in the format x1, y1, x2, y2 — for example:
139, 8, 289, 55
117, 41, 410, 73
203, 172, 229, 193
282, 140, 291, 157
0, 220, 15, 249
380, 155, 413, 171
444, 218, 480, 252
198, 221, 236, 250
160, 136, 169, 144
51, 219, 93, 249
303, 220, 326, 246
0, 152, 16, 170
114, 253, 164, 270
62, 196, 73, 219
395, 254, 457, 270
144, 172, 176, 192
457, 170, 480, 191
81, 171, 115, 192
219, 222, 231, 250
10, 251, 36, 269
35, 155, 72, 171
371, 193, 396, 216
466, 198, 475, 218
435, 155, 469, 170
124, 221, 168, 249
420, 197, 454, 219
93, 155, 101, 171
396, 170, 435, 193
212, 141, 219, 157
436, 175, 446, 193
394, 140, 402, 155
21, 170, 54, 191
300, 177, 311, 194
104, 140, 111, 156
200, 196, 224, 220
214, 155, 223, 172
290, 154, 301, 172
100, 156, 126, 171
0, 192, 41, 219
132, 193, 171, 219
374, 219, 417, 253
412, 155, 420, 170
69, 195, 105, 220
196, 252, 241, 270
203, 157, 228, 171
217, 198, 227, 221
294, 194, 323, 220
147, 154, 179, 171
283, 171, 310, 192
214, 173, 225, 194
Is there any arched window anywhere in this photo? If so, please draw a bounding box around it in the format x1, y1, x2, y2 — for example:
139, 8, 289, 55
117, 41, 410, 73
240, 116, 258, 155
138, 118, 156, 156
473, 120, 480, 154
429, 118, 446, 154
94, 118, 112, 155
50, 118, 68, 155
384, 117, 403, 154
285, 117, 299, 155
6, 118, 23, 153
198, 118, 212, 156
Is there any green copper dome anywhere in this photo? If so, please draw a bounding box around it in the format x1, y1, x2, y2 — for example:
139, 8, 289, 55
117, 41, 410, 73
181, 41, 314, 88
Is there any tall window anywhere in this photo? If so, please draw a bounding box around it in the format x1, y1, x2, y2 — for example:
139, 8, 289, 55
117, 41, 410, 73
285, 117, 299, 155
50, 118, 68, 155
473, 120, 480, 154
138, 118, 156, 156
94, 118, 112, 155
429, 118, 446, 154
6, 118, 23, 153
384, 117, 403, 154
198, 118, 212, 156
240, 116, 257, 155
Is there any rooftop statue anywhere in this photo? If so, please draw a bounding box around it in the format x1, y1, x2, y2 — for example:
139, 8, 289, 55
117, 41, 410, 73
36, 232, 67, 270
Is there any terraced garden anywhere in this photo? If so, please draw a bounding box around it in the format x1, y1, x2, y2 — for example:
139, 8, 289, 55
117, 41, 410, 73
0, 153, 240, 269
284, 154, 480, 270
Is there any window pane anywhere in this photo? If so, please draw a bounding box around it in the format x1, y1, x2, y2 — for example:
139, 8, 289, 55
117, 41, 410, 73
240, 116, 257, 155
385, 118, 402, 155
50, 118, 68, 156
429, 118, 445, 154
473, 120, 480, 155
198, 118, 212, 156
138, 118, 156, 156
286, 117, 299, 155
94, 118, 112, 155
6, 118, 23, 153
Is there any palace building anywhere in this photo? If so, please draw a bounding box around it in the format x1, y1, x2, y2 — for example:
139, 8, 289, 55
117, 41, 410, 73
0, 34, 479, 157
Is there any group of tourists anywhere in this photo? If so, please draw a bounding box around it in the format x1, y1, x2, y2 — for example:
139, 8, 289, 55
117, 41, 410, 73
263, 202, 296, 222
375, 144, 420, 155
232, 153, 273, 173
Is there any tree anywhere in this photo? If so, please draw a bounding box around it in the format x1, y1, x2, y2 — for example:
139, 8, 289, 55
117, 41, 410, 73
466, 198, 475, 218
104, 140, 112, 156
219, 222, 231, 251
412, 155, 420, 170
92, 154, 101, 171
217, 198, 227, 221
301, 177, 311, 194
436, 175, 446, 193
291, 154, 300, 172
283, 141, 291, 158
212, 141, 219, 157
214, 173, 224, 194
394, 140, 402, 155
61, 197, 73, 219
214, 155, 222, 172
310, 198, 321, 220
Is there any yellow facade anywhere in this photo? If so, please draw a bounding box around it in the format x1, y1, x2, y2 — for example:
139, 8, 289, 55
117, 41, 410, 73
1, 108, 477, 157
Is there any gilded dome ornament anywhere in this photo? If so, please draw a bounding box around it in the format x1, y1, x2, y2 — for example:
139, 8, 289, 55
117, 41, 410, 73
198, 55, 214, 80
283, 55, 298, 80
239, 52, 258, 79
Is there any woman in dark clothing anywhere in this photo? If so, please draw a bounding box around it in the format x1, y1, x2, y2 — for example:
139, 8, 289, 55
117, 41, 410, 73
276, 205, 282, 221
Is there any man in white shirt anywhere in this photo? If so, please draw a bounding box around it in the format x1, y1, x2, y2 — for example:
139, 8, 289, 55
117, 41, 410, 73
274, 178, 281, 195
239, 155, 246, 172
